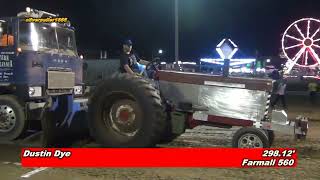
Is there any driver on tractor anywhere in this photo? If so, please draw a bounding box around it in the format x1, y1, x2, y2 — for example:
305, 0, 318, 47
119, 39, 149, 77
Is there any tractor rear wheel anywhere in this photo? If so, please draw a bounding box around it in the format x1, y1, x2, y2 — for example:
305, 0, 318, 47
88, 73, 166, 147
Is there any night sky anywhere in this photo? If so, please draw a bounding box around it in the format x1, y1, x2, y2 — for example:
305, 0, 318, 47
1, 0, 320, 61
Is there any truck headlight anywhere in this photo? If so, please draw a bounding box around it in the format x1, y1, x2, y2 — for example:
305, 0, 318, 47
74, 86, 83, 95
29, 87, 42, 97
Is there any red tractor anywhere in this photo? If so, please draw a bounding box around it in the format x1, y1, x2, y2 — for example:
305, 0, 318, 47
84, 58, 308, 148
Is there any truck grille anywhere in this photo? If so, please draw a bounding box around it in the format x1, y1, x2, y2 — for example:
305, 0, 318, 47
47, 70, 75, 89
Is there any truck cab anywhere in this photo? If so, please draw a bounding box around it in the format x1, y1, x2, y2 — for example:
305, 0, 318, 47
0, 7, 87, 143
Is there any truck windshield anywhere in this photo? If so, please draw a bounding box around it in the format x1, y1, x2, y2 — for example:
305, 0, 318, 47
18, 21, 77, 56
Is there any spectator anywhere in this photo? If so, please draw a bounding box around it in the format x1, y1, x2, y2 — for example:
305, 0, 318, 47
271, 78, 287, 109
308, 79, 318, 104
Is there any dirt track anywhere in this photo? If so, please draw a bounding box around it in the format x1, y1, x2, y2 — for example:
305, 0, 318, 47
0, 95, 319, 179
0, 121, 319, 180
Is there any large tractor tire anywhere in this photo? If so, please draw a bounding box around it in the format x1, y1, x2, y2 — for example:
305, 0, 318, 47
88, 73, 166, 147
0, 95, 26, 141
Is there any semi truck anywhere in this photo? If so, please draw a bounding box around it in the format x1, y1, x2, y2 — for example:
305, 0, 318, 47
0, 7, 88, 146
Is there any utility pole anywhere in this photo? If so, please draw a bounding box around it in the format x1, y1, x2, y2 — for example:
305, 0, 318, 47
175, 0, 179, 68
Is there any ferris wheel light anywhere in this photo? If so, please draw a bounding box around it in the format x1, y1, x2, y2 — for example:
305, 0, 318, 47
285, 46, 306, 74
313, 44, 320, 49
285, 43, 303, 50
305, 51, 309, 65
307, 20, 311, 38
282, 18, 320, 73
294, 24, 306, 38
285, 34, 303, 42
311, 28, 320, 39
309, 47, 320, 64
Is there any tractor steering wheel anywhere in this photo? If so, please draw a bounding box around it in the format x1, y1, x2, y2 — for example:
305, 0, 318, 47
146, 57, 161, 79
146, 57, 161, 72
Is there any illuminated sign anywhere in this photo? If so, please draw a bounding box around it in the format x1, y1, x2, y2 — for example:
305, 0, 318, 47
201, 39, 255, 66
216, 39, 238, 59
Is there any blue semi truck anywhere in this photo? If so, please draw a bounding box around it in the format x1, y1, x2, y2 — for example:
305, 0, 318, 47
0, 8, 88, 146
0, 7, 166, 148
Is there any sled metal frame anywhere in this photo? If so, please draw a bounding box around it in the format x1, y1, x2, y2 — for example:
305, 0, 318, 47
157, 70, 309, 140
191, 110, 308, 137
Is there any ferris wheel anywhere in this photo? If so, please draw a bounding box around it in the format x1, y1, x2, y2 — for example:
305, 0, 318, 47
282, 18, 320, 74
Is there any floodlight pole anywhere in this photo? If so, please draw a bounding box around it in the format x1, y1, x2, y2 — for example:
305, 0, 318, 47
175, 0, 179, 68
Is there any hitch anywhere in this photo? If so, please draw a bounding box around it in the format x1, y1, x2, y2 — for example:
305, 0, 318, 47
294, 115, 309, 140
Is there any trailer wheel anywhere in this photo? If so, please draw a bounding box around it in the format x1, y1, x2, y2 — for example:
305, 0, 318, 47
88, 73, 166, 147
232, 127, 270, 148
0, 95, 26, 141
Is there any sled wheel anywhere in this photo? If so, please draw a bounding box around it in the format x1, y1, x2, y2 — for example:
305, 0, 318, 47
232, 127, 270, 148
